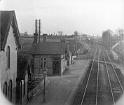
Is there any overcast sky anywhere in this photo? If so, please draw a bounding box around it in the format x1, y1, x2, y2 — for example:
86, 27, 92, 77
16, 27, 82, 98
0, 0, 124, 35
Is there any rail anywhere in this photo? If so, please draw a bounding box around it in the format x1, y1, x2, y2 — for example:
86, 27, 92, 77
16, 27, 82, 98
103, 49, 123, 105
80, 48, 99, 105
105, 50, 124, 92
96, 48, 100, 105
103, 56, 115, 105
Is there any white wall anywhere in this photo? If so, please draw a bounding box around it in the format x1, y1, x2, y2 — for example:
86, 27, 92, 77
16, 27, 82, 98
61, 56, 67, 75
0, 24, 17, 103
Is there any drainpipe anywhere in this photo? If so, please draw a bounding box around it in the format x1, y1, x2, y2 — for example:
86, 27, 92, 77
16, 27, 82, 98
0, 12, 1, 50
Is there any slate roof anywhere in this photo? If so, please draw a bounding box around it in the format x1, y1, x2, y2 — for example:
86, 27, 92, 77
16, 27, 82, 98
19, 35, 61, 53
19, 36, 33, 52
0, 11, 21, 50
30, 42, 65, 55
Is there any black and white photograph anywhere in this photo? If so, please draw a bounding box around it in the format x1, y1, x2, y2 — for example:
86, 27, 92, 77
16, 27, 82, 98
0, 0, 124, 105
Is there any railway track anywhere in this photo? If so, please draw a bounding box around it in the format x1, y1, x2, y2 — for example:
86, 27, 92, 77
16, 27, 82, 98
105, 50, 124, 92
103, 50, 123, 105
71, 48, 100, 105
71, 47, 124, 105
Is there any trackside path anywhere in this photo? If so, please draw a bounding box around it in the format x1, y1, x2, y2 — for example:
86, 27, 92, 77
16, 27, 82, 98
26, 60, 89, 105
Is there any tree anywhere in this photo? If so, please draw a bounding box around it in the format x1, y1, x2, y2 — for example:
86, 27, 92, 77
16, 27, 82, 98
24, 32, 28, 36
58, 31, 63, 36
74, 31, 78, 36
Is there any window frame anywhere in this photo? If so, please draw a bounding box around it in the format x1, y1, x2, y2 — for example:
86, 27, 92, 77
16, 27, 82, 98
40, 57, 46, 70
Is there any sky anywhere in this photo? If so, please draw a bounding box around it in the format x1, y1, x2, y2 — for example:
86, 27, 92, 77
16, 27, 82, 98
0, 0, 124, 35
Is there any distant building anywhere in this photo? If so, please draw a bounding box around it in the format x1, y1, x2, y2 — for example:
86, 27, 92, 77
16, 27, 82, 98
102, 30, 113, 50
0, 11, 21, 104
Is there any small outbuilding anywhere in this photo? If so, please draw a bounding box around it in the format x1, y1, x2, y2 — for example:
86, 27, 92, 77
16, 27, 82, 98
30, 34, 68, 76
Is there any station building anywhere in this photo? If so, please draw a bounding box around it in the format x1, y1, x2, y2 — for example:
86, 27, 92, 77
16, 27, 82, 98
0, 11, 21, 104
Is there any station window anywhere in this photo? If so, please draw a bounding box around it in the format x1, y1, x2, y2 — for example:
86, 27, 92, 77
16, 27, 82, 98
41, 58, 43, 69
6, 46, 10, 69
43, 58, 46, 69
40, 57, 46, 69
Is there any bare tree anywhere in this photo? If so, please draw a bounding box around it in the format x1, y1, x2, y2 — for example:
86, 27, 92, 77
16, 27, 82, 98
58, 31, 63, 36
118, 29, 124, 40
74, 31, 78, 36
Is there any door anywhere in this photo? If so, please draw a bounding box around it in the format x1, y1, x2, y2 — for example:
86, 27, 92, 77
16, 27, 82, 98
53, 61, 60, 75
3, 82, 7, 97
8, 80, 12, 102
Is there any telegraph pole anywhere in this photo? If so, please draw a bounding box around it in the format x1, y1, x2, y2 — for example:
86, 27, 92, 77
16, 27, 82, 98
43, 73, 46, 102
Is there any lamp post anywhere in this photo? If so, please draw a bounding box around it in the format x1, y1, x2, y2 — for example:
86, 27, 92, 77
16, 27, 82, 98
43, 57, 47, 102
43, 68, 47, 102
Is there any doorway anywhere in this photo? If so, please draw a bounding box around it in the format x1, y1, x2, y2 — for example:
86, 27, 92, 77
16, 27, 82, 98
53, 60, 60, 75
8, 80, 12, 102
3, 82, 7, 97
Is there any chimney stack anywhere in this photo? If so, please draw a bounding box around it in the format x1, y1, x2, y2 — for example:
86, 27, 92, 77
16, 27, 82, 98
33, 19, 38, 44
35, 19, 38, 34
38, 19, 41, 43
